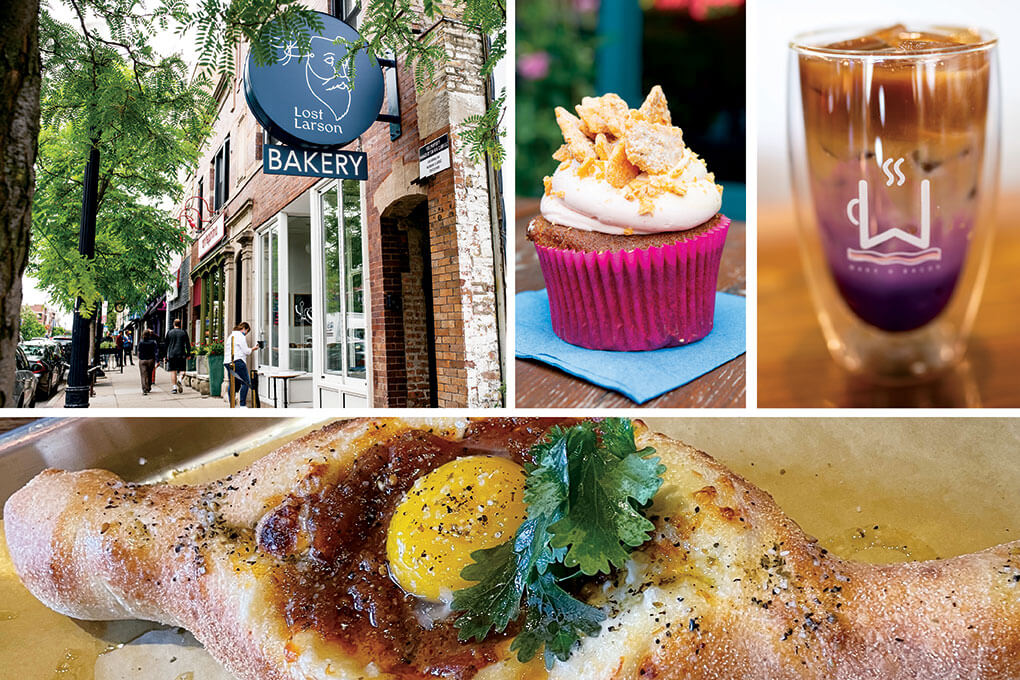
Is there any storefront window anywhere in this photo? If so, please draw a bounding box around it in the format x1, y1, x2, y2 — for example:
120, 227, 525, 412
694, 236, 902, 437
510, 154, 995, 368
260, 227, 279, 366
342, 180, 366, 378
321, 180, 366, 380
211, 266, 223, 342
194, 260, 225, 346
289, 218, 313, 373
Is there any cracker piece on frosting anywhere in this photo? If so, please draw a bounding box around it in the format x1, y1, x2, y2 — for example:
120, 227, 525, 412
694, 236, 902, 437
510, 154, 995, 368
625, 120, 685, 174
594, 133, 616, 161
575, 93, 629, 137
555, 107, 596, 162
605, 141, 641, 188
637, 85, 672, 126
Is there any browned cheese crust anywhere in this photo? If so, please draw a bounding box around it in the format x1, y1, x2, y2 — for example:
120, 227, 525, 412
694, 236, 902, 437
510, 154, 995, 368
567, 424, 1020, 680
527, 214, 723, 254
4, 418, 1020, 680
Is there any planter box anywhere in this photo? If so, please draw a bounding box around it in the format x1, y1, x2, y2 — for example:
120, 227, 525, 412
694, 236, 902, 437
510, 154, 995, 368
208, 355, 224, 397
196, 355, 208, 376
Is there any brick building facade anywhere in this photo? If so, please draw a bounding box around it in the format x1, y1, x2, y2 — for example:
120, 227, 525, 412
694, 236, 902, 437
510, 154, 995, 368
169, 0, 504, 407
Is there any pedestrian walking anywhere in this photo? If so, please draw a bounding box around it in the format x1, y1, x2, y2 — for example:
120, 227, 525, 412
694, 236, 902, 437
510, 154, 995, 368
225, 322, 260, 408
137, 329, 160, 395
123, 332, 134, 365
165, 319, 191, 394
115, 332, 124, 368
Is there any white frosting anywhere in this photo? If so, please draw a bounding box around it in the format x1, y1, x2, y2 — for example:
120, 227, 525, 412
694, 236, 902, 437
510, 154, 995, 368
538, 150, 723, 235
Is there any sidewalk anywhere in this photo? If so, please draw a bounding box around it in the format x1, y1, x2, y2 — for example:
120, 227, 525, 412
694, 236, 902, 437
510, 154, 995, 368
41, 361, 229, 409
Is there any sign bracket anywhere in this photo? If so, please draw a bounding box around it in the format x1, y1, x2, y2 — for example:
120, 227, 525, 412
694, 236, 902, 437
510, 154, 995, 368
377, 55, 402, 141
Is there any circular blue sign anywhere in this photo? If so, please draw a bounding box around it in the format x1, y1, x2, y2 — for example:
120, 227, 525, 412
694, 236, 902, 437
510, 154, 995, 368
244, 13, 384, 149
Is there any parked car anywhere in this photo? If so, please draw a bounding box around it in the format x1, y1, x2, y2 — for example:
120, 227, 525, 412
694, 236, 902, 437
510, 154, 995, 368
37, 339, 67, 385
51, 335, 73, 363
12, 346, 38, 408
20, 340, 63, 400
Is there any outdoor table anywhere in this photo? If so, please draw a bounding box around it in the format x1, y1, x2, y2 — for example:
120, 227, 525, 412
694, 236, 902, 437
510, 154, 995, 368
268, 373, 303, 409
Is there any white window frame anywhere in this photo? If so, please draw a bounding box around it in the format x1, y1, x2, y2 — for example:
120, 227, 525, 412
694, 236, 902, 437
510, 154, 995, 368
255, 214, 289, 371
310, 178, 371, 403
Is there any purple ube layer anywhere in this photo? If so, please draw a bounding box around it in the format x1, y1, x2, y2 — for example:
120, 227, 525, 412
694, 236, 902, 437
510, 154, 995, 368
535, 216, 729, 351
811, 164, 976, 333
819, 216, 971, 332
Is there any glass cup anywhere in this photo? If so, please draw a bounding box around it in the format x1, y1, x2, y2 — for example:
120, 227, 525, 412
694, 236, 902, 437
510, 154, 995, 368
788, 25, 1000, 382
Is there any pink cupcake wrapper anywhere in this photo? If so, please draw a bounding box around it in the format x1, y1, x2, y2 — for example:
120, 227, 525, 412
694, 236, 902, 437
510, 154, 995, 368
535, 216, 730, 351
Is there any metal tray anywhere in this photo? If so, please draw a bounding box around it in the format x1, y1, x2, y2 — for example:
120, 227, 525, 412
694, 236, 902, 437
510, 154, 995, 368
0, 417, 326, 503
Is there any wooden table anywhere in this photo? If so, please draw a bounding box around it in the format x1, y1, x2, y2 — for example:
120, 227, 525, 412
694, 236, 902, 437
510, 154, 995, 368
515, 198, 746, 408
758, 193, 1020, 407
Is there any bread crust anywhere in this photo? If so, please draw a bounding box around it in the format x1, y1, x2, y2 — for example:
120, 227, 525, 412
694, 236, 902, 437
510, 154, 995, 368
4, 418, 1020, 679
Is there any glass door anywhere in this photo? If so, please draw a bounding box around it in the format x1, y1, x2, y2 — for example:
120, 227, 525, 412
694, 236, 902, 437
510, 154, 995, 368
317, 180, 368, 397
257, 224, 280, 368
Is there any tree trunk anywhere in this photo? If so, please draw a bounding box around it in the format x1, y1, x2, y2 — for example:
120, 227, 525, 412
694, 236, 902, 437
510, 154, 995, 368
0, 0, 41, 407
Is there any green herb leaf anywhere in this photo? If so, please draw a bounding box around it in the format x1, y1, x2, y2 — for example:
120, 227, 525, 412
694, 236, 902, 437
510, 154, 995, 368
453, 418, 663, 666
550, 422, 665, 575
523, 428, 570, 521
451, 539, 526, 642
511, 570, 605, 669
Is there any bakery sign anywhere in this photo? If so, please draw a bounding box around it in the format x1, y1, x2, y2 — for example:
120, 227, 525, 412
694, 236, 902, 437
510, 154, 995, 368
263, 143, 367, 180
197, 214, 224, 258
244, 12, 384, 150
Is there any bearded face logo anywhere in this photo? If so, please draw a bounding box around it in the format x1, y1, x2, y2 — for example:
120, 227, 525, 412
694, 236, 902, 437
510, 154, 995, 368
304, 36, 352, 124
249, 15, 384, 148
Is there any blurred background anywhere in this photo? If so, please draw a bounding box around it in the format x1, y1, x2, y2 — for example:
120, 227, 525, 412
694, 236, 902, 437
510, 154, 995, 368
757, 0, 1020, 213
516, 0, 746, 219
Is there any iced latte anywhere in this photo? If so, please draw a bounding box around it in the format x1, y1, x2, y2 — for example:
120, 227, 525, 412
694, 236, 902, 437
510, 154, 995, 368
798, 25, 991, 332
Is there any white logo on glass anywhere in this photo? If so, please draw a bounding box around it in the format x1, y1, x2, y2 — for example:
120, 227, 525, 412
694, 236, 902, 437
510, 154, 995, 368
845, 154, 942, 266
278, 36, 353, 125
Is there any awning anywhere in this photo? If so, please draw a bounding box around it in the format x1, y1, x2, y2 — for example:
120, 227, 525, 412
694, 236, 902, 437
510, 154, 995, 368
143, 295, 166, 318
192, 243, 226, 277
168, 255, 192, 312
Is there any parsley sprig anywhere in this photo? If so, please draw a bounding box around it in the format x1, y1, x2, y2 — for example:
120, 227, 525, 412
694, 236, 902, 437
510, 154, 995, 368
452, 419, 665, 668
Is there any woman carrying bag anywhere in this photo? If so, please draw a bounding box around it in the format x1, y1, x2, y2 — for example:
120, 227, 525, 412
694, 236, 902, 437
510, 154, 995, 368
137, 330, 160, 395
226, 322, 260, 408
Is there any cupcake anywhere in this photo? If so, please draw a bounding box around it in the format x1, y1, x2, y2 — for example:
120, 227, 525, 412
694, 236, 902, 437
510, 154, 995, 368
528, 86, 730, 351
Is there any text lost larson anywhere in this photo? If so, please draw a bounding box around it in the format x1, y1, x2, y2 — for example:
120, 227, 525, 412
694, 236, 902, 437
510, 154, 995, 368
263, 143, 368, 180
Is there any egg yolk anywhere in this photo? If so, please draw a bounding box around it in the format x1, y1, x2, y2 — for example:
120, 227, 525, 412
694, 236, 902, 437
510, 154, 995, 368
387, 455, 528, 601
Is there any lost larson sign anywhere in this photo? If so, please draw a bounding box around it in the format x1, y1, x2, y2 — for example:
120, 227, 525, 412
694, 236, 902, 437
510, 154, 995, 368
244, 12, 384, 149
264, 143, 367, 180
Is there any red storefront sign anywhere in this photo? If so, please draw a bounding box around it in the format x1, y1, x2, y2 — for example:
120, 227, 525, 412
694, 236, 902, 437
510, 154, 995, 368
197, 214, 224, 258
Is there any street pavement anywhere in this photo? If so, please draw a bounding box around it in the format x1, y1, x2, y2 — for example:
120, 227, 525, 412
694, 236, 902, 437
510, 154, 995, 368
39, 360, 230, 409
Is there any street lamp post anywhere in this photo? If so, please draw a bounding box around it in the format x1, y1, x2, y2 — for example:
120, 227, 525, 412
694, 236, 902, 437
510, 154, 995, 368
65, 141, 100, 408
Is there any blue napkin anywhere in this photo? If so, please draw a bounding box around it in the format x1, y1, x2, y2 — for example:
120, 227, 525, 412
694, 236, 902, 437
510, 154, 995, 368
515, 289, 746, 404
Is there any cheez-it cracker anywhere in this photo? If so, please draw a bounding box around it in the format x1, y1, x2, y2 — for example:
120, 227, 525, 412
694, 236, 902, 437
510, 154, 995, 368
575, 93, 630, 137
555, 107, 596, 162
548, 86, 707, 204
605, 142, 641, 189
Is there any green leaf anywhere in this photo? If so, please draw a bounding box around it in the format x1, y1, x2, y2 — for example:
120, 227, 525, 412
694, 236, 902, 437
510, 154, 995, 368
452, 538, 528, 641
523, 429, 570, 520
511, 570, 605, 669
549, 420, 665, 575
453, 419, 663, 666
